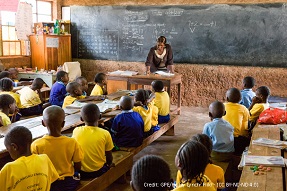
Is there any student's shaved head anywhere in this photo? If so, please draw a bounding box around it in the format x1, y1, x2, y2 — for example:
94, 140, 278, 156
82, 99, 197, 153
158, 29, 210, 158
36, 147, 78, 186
43, 106, 65, 131
81, 103, 101, 123
226, 88, 241, 103
209, 101, 225, 118
120, 96, 133, 110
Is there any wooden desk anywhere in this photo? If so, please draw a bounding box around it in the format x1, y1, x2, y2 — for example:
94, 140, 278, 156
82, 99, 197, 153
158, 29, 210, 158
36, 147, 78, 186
107, 73, 182, 114
238, 126, 283, 191
18, 72, 56, 88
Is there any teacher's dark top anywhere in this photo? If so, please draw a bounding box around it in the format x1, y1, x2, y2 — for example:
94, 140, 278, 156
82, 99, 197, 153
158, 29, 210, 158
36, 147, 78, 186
145, 44, 173, 73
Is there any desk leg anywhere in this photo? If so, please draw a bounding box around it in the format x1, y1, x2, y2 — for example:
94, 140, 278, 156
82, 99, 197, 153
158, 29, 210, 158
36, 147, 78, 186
178, 83, 181, 115
127, 82, 131, 90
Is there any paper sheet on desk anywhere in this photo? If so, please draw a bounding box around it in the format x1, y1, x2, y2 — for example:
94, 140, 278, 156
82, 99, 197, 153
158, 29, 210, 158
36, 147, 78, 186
252, 138, 287, 149
269, 102, 287, 110
109, 70, 138, 76
96, 99, 119, 113
154, 71, 175, 76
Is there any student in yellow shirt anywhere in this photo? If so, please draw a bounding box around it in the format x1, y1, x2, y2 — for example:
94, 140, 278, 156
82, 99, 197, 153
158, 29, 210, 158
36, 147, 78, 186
31, 106, 83, 191
0, 94, 17, 126
90, 73, 107, 96
8, 68, 32, 86
0, 77, 22, 110
174, 140, 216, 191
151, 80, 170, 123
133, 89, 157, 137
248, 86, 270, 129
0, 126, 59, 191
18, 78, 48, 116
131, 155, 172, 191
62, 82, 103, 108
222, 88, 250, 156
75, 76, 89, 96
72, 103, 114, 179
176, 134, 225, 190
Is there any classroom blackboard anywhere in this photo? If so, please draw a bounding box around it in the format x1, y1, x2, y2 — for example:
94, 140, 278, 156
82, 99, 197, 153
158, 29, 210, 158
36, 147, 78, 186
71, 4, 287, 67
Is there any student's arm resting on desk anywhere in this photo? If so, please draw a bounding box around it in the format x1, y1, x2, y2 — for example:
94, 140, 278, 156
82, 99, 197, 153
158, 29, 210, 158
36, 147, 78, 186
77, 95, 105, 102
105, 150, 113, 167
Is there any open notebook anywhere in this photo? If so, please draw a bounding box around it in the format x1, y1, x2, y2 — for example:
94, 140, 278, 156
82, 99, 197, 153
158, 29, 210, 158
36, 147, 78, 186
66, 99, 119, 113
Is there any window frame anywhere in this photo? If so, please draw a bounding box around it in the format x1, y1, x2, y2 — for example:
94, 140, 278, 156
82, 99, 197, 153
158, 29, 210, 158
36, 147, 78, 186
0, 0, 53, 57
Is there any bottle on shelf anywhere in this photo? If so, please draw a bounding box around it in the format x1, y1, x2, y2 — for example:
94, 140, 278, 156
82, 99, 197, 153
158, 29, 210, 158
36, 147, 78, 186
54, 19, 60, 35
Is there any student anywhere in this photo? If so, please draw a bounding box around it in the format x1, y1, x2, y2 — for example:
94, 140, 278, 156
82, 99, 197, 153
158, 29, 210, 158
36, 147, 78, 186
111, 96, 144, 147
0, 77, 22, 110
75, 76, 88, 96
147, 90, 160, 132
49, 71, 69, 107
203, 101, 234, 162
31, 106, 83, 191
0, 94, 17, 126
222, 88, 250, 155
248, 86, 270, 128
131, 155, 172, 191
0, 126, 59, 190
176, 134, 225, 190
17, 78, 47, 116
239, 76, 256, 108
62, 82, 102, 108
174, 140, 216, 191
8, 68, 19, 82
132, 89, 155, 137
151, 80, 170, 123
90, 73, 107, 96
0, 71, 10, 79
72, 103, 114, 179
8, 68, 32, 86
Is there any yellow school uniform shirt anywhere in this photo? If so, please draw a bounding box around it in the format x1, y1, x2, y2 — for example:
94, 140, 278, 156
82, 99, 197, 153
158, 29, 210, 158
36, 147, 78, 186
31, 135, 84, 179
173, 175, 216, 191
250, 103, 269, 122
18, 86, 42, 108
133, 102, 153, 132
90, 84, 103, 96
0, 91, 22, 109
72, 126, 114, 172
62, 95, 86, 108
0, 111, 11, 126
154, 91, 170, 116
0, 154, 59, 191
151, 105, 159, 127
223, 102, 250, 137
176, 164, 225, 190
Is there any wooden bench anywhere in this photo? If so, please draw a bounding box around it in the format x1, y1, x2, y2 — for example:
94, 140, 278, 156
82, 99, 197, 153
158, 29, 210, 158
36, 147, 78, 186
120, 114, 179, 155
76, 151, 133, 191
76, 114, 179, 191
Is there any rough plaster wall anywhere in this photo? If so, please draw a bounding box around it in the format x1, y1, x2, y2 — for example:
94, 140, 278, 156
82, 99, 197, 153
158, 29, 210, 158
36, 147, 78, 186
66, 0, 287, 107
62, 0, 281, 6
78, 59, 287, 107
0, 57, 31, 69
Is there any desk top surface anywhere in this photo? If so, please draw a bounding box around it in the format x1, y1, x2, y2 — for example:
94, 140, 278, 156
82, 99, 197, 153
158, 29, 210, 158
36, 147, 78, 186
238, 126, 283, 191
0, 91, 125, 157
107, 72, 182, 80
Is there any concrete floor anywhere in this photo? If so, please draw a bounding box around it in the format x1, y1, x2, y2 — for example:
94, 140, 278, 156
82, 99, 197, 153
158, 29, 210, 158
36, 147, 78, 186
105, 106, 210, 191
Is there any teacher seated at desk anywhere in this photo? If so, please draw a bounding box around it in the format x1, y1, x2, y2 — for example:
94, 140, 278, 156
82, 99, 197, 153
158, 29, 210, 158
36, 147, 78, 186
145, 36, 174, 74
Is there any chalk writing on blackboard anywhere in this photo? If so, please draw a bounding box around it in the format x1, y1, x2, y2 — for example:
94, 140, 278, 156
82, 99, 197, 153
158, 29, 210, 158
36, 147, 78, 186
188, 21, 217, 33
77, 30, 119, 59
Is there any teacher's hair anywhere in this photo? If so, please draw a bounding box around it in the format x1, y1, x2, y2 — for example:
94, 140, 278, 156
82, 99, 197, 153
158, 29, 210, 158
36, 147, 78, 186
157, 36, 166, 44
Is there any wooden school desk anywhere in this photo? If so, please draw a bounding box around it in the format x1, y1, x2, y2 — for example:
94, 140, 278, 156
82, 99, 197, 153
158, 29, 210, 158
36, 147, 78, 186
238, 126, 283, 191
18, 72, 56, 88
107, 73, 182, 114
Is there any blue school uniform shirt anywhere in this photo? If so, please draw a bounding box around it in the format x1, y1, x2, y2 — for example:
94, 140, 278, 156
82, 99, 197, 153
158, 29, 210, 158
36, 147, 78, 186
203, 118, 235, 153
111, 110, 144, 147
240, 89, 256, 108
49, 81, 67, 107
